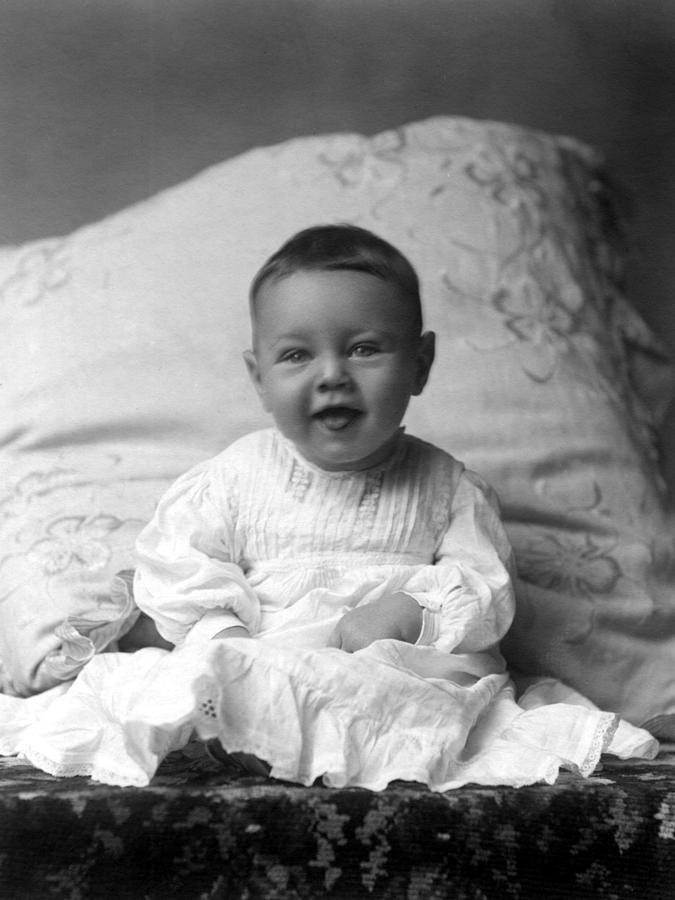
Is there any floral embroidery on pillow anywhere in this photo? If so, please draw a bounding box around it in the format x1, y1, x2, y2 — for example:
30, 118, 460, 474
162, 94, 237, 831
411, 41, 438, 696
0, 239, 70, 308
28, 515, 128, 576
0, 465, 159, 604
318, 128, 407, 191
0, 468, 77, 521
516, 531, 622, 599
464, 145, 546, 208
492, 285, 576, 345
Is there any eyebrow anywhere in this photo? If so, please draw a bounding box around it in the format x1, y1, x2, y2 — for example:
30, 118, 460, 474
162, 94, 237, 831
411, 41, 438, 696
265, 329, 402, 352
268, 333, 308, 349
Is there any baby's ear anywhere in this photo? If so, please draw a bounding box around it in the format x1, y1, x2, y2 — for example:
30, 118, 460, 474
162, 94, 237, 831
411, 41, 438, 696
411, 331, 435, 396
243, 350, 271, 411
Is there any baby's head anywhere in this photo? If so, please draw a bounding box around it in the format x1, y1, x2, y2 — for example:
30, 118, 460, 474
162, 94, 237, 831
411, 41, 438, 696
250, 224, 424, 334
245, 224, 435, 471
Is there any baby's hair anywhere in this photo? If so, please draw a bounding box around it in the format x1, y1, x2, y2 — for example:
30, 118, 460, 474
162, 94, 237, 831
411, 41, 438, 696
249, 224, 423, 334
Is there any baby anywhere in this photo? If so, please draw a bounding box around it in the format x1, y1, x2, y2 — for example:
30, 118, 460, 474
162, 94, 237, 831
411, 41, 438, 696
215, 223, 436, 650
1, 225, 657, 789
132, 224, 513, 653
118, 224, 643, 789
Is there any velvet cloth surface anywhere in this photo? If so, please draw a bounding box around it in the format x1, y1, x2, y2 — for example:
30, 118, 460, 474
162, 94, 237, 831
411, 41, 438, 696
2, 746, 675, 899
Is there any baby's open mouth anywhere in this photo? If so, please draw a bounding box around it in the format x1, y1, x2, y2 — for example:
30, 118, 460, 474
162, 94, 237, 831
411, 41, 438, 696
313, 407, 361, 431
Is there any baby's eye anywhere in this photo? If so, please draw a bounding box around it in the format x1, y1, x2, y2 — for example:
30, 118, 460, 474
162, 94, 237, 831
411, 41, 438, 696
350, 343, 379, 358
279, 349, 309, 364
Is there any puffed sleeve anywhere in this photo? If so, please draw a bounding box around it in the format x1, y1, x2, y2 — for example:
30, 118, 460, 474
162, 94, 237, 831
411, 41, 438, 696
133, 458, 260, 645
402, 470, 516, 653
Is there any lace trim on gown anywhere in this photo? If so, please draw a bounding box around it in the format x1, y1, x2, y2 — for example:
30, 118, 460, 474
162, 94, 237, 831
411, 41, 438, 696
577, 711, 619, 777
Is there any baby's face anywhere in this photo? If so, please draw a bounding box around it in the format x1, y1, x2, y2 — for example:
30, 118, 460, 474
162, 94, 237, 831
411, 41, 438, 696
245, 269, 434, 471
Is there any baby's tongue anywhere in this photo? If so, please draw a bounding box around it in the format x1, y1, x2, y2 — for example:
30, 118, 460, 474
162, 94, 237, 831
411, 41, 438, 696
316, 408, 358, 430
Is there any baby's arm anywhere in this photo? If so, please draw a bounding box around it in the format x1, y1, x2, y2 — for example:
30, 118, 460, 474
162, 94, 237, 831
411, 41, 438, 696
405, 470, 515, 653
134, 459, 260, 646
328, 469, 514, 655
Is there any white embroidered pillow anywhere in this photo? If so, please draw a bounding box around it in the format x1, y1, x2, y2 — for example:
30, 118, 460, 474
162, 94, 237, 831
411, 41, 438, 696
0, 116, 673, 737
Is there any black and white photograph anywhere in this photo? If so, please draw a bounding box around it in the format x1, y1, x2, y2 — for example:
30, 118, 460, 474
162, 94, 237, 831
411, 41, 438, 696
1, 2, 674, 897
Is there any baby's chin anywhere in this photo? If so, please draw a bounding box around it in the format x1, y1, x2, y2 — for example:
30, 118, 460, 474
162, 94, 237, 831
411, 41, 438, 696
295, 431, 403, 472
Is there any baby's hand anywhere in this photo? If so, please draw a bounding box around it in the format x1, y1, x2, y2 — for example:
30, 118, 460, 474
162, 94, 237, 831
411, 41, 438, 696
212, 626, 251, 640
327, 593, 423, 652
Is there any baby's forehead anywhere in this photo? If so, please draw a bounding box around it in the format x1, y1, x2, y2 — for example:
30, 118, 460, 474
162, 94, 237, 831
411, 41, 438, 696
251, 267, 420, 323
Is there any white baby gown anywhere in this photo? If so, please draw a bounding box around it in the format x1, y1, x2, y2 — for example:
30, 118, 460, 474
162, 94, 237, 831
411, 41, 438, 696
0, 429, 658, 787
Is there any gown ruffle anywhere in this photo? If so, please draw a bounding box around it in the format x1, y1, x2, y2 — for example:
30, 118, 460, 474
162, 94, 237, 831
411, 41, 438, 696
0, 633, 657, 790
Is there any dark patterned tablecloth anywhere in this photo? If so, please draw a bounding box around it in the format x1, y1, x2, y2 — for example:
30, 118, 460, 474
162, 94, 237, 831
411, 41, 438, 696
1, 744, 675, 900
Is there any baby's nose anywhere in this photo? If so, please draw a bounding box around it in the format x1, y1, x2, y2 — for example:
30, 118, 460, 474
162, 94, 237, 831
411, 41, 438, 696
317, 356, 351, 390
